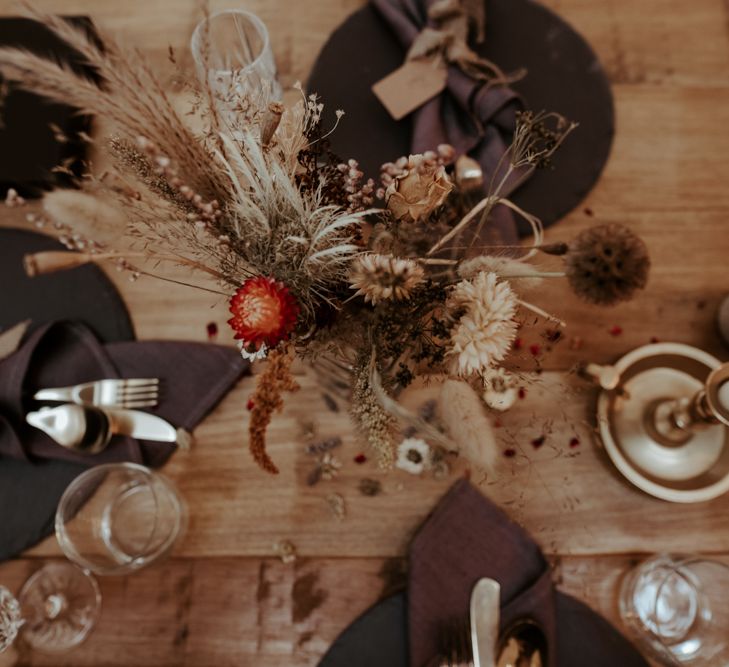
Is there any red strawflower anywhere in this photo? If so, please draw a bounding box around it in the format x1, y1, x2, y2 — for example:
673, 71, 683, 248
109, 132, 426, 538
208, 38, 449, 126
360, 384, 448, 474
228, 276, 300, 351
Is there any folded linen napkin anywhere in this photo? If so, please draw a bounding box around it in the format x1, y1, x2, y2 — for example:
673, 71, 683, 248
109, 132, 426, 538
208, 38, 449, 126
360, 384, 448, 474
0, 320, 248, 466
409, 479, 649, 667
371, 0, 525, 244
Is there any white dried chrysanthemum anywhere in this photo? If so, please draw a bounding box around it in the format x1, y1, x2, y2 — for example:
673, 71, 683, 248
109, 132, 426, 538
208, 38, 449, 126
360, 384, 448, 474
350, 254, 425, 305
395, 437, 431, 475
448, 272, 518, 376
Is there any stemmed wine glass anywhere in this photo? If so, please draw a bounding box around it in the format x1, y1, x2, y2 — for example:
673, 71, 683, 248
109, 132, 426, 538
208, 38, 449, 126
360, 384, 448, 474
0, 462, 185, 654
0, 563, 100, 653
190, 9, 282, 123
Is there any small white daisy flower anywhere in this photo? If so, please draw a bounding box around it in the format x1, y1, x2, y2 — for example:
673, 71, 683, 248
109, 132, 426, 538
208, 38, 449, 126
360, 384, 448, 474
237, 341, 268, 362
395, 437, 431, 475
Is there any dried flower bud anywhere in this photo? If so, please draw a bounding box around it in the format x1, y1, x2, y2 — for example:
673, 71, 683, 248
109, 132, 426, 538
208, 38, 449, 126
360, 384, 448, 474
385, 155, 453, 223
540, 242, 569, 256
437, 143, 456, 163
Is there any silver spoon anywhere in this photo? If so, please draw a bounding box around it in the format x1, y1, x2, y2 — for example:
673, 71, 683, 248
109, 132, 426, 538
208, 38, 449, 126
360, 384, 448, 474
496, 619, 547, 667
26, 404, 182, 453
433, 618, 546, 667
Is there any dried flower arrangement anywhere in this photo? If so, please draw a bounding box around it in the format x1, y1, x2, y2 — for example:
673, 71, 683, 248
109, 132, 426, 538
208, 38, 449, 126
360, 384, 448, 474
0, 8, 650, 475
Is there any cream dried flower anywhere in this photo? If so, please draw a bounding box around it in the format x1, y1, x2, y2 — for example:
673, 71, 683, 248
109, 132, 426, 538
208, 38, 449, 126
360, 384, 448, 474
350, 254, 425, 305
458, 255, 544, 291
320, 453, 342, 481
482, 367, 518, 411
395, 437, 431, 475
385, 154, 453, 223
448, 272, 518, 376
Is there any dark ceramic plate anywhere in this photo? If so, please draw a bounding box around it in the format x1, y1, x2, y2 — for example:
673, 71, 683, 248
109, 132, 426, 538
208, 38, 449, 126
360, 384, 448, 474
0, 229, 134, 561
308, 0, 614, 235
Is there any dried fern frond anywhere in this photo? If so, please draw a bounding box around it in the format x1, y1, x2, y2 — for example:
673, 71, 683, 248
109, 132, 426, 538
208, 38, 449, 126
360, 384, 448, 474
0, 6, 230, 203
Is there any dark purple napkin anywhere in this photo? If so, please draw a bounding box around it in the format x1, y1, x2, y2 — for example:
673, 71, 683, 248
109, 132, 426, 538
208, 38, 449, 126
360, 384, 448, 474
318, 479, 648, 666
0, 320, 249, 467
371, 0, 525, 244
409, 479, 555, 666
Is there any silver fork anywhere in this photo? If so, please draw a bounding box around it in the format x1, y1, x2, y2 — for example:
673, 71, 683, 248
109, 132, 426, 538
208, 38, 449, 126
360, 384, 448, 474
433, 618, 475, 667
33, 378, 160, 409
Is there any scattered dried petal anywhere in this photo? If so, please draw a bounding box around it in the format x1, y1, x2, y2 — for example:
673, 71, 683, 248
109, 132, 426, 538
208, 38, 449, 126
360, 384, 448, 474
326, 493, 346, 521
358, 478, 382, 496
531, 435, 546, 449
274, 539, 297, 564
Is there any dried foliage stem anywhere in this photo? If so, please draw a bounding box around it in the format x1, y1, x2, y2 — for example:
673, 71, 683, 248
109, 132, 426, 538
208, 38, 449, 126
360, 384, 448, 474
427, 195, 497, 256
518, 299, 566, 327
2, 6, 230, 201
24, 249, 230, 281
248, 345, 300, 475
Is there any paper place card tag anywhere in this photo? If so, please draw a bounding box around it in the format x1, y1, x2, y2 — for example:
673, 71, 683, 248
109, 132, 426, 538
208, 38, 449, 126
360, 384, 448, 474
0, 320, 30, 361
372, 58, 447, 121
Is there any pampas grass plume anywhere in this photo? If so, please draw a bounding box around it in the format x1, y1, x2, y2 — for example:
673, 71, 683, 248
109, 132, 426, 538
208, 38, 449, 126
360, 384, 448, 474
439, 379, 498, 474
43, 190, 126, 245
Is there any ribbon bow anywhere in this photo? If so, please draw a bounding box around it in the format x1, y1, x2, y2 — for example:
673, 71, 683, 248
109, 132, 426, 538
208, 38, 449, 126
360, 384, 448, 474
406, 0, 521, 85
372, 0, 529, 243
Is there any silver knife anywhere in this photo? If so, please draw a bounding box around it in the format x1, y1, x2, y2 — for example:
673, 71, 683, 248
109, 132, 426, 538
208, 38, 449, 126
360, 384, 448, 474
470, 577, 501, 667
106, 408, 178, 442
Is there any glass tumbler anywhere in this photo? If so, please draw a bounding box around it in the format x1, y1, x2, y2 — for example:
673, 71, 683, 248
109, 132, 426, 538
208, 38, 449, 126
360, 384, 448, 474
190, 9, 282, 120
56, 463, 186, 576
619, 554, 729, 665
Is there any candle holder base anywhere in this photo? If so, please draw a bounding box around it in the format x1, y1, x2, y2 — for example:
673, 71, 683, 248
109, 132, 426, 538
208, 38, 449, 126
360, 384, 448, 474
597, 343, 729, 503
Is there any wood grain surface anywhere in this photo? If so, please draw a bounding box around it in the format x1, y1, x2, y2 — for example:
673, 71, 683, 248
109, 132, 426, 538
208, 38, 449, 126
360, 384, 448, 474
1, 0, 728, 665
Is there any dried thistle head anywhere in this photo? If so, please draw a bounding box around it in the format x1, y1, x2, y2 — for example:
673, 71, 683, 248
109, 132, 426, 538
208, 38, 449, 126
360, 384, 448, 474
564, 223, 650, 306
350, 254, 425, 305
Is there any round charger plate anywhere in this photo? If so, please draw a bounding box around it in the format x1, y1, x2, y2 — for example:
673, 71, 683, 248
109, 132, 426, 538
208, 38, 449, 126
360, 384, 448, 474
0, 228, 135, 561
308, 0, 615, 235
597, 343, 729, 503
318, 591, 649, 666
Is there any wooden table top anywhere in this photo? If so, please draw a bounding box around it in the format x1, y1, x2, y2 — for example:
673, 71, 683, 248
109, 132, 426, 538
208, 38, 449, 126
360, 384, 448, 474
1, 0, 729, 665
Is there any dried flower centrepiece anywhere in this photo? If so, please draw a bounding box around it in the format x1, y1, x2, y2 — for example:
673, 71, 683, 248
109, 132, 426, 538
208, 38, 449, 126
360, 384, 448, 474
0, 8, 651, 475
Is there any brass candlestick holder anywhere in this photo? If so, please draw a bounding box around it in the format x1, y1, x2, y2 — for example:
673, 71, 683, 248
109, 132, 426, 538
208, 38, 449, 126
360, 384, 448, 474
585, 343, 729, 503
